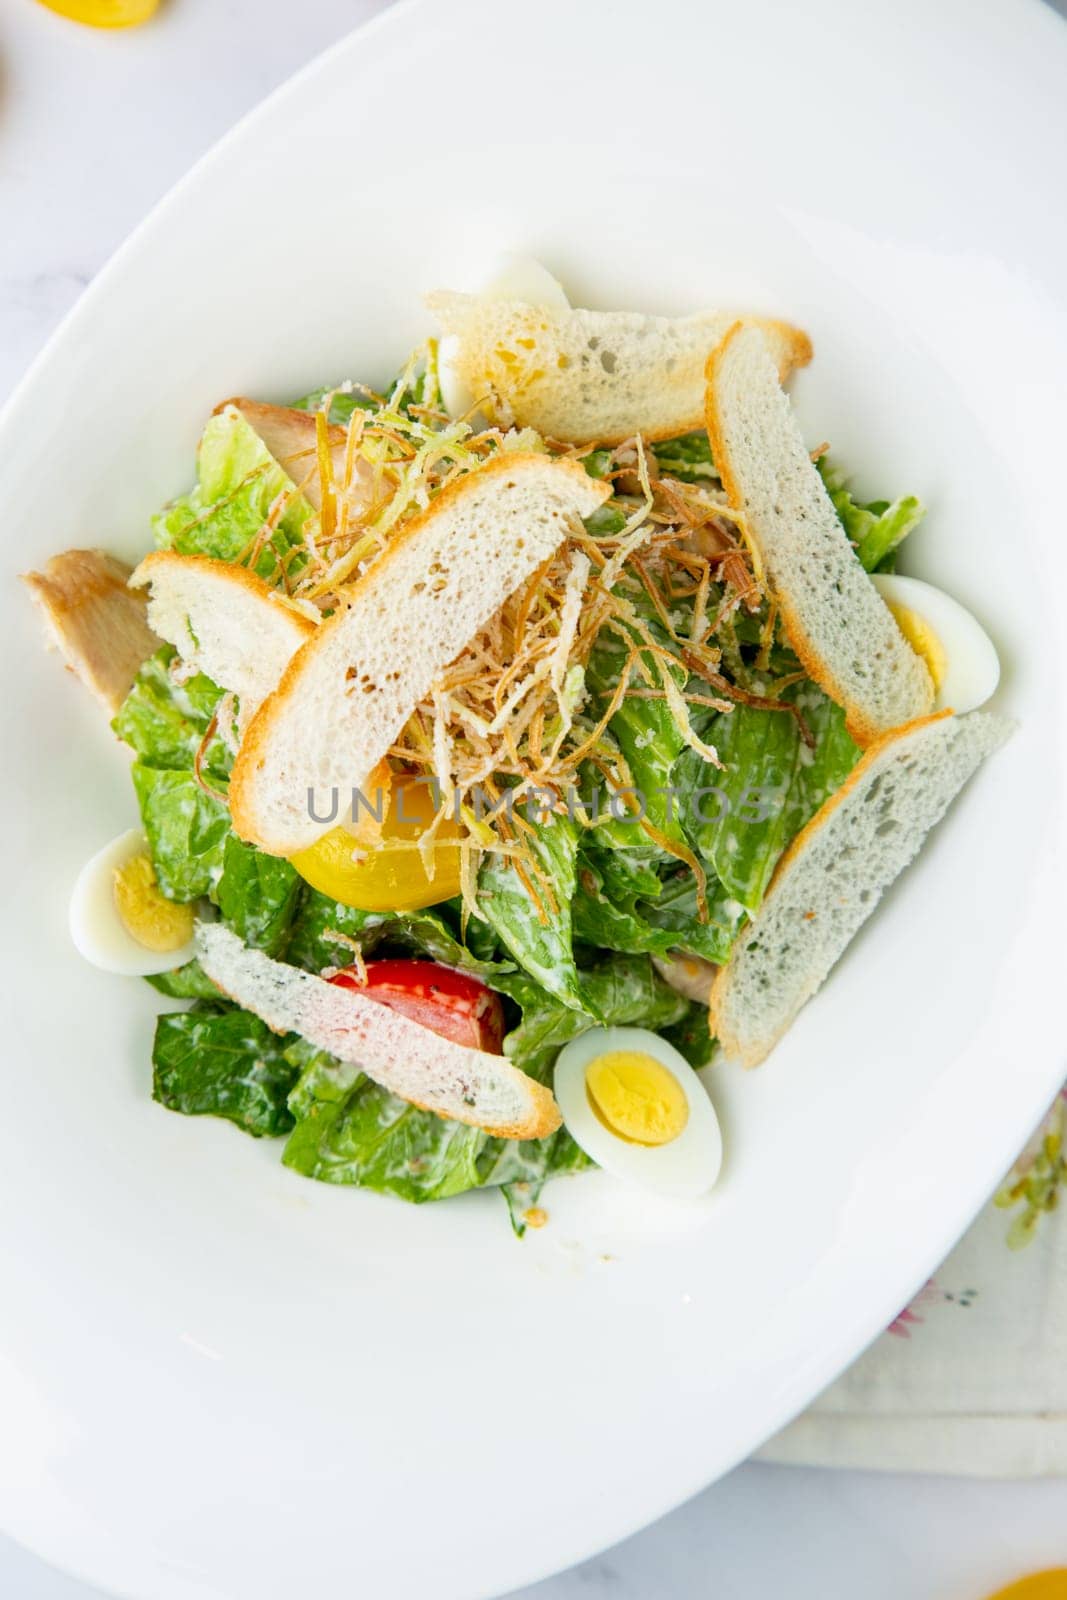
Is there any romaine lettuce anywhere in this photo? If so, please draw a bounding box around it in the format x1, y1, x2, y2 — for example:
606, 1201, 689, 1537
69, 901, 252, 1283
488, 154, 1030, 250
215, 836, 303, 956
153, 409, 315, 579
676, 687, 859, 913
818, 457, 924, 574
152, 1010, 300, 1137
477, 809, 590, 1013
131, 765, 231, 901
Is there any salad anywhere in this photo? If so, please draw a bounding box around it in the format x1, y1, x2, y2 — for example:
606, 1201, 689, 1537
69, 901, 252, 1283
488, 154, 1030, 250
26, 258, 1005, 1232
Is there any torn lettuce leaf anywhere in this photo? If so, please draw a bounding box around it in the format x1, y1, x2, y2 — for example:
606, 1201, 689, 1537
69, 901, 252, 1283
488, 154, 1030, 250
113, 646, 227, 775
131, 764, 230, 902
476, 808, 590, 1014
651, 430, 717, 483
498, 953, 692, 1075
153, 408, 315, 579
613, 869, 746, 967
818, 457, 924, 574
573, 850, 680, 958
145, 957, 224, 1002
152, 1010, 300, 1137
282, 1045, 486, 1202
676, 686, 859, 914
285, 890, 511, 981
215, 836, 303, 956
118, 647, 234, 901
478, 1129, 593, 1236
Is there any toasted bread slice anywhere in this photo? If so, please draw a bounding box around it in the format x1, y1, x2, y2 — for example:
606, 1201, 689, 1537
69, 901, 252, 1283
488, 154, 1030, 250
705, 324, 934, 745
130, 552, 315, 726
219, 398, 374, 515
229, 452, 610, 855
709, 710, 1011, 1067
196, 924, 561, 1139
427, 291, 812, 445
23, 549, 159, 713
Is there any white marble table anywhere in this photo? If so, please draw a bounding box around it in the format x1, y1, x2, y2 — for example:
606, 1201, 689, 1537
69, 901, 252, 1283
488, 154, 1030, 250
2, 2, 1065, 1596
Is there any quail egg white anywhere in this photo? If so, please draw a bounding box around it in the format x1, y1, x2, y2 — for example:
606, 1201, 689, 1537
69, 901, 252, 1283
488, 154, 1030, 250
872, 573, 1000, 714
554, 1026, 722, 1200
70, 829, 198, 976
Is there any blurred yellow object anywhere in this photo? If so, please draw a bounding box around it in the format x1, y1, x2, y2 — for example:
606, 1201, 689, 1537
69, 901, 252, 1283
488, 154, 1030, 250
36, 0, 160, 27
985, 1573, 1067, 1600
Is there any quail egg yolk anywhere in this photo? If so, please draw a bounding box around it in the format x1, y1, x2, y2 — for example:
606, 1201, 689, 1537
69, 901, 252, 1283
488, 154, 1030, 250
112, 854, 195, 953
585, 1051, 689, 1146
885, 600, 947, 692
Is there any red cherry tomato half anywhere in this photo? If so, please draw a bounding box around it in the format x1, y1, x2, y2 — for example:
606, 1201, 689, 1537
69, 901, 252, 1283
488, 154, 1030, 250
329, 960, 505, 1053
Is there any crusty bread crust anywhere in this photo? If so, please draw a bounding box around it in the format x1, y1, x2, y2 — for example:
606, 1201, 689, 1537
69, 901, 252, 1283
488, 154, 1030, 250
705, 323, 932, 746
396, 1079, 561, 1141
429, 292, 812, 445
130, 549, 316, 637
228, 452, 610, 854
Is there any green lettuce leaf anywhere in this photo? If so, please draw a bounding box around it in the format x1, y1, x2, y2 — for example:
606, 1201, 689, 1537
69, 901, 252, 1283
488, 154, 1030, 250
112, 646, 227, 775
215, 835, 303, 955
131, 765, 231, 901
144, 958, 223, 1001
153, 1010, 300, 1137
282, 1046, 486, 1202
499, 954, 690, 1076
677, 687, 859, 914
818, 457, 924, 574
651, 430, 717, 483
477, 808, 589, 1013
153, 409, 315, 579
573, 850, 679, 957
285, 890, 511, 980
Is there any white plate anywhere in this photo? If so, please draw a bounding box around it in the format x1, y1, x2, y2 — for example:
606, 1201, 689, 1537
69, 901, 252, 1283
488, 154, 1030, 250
1, 1, 1065, 1596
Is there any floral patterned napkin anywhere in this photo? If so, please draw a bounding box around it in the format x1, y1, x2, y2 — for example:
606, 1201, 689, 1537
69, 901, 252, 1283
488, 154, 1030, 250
760, 1089, 1067, 1476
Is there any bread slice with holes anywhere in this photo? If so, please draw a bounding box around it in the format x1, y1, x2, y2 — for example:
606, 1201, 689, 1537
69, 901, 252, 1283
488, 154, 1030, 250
228, 452, 611, 855
219, 398, 374, 515
196, 923, 561, 1139
130, 552, 315, 726
705, 323, 934, 745
427, 292, 812, 445
709, 709, 1011, 1068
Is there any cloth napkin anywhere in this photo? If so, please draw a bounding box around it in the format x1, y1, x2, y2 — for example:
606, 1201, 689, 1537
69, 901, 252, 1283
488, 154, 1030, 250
759, 1089, 1067, 1477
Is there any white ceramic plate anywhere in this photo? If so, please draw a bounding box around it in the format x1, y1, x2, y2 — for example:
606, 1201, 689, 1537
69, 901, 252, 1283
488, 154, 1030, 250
2, 2, 1066, 1596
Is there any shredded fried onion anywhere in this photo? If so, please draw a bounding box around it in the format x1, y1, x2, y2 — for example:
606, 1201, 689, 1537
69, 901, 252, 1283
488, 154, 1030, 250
227, 346, 785, 923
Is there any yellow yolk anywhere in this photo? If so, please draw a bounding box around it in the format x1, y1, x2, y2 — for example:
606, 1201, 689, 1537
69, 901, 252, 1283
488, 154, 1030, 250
290, 775, 464, 913
585, 1051, 689, 1146
984, 1573, 1067, 1600
886, 600, 947, 692
36, 0, 160, 25
112, 854, 195, 953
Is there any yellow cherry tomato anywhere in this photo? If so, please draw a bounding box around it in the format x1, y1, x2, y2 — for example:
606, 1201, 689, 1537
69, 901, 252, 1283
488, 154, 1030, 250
290, 776, 463, 913
985, 1574, 1067, 1600
36, 0, 160, 27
